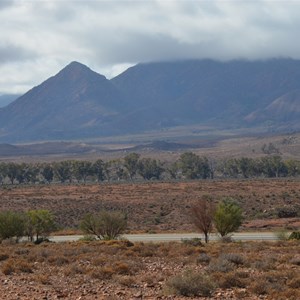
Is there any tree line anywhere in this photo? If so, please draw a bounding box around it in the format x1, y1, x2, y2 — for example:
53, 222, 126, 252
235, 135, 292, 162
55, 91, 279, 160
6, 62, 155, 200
0, 152, 299, 185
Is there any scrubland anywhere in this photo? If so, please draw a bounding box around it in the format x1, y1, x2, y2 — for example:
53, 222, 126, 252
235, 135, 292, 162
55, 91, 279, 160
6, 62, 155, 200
0, 239, 299, 299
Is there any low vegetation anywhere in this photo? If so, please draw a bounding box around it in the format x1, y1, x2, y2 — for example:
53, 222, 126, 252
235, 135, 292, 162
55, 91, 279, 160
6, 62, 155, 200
80, 210, 127, 240
0, 239, 298, 299
0, 209, 56, 243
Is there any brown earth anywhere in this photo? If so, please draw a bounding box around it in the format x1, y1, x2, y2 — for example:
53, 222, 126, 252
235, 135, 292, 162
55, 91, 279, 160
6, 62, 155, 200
0, 179, 299, 232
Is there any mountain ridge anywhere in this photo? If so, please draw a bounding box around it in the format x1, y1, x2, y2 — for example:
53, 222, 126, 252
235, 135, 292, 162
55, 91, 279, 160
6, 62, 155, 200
0, 58, 300, 143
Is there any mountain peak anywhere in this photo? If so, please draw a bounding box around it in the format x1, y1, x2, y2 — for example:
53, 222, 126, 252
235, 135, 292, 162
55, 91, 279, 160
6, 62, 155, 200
57, 61, 107, 81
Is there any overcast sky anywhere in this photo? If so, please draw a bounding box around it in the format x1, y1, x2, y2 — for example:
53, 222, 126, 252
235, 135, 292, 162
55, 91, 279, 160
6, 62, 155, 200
1, 0, 300, 94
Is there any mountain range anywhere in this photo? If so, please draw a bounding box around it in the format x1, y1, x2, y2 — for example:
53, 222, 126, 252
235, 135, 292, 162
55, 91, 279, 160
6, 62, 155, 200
0, 58, 300, 143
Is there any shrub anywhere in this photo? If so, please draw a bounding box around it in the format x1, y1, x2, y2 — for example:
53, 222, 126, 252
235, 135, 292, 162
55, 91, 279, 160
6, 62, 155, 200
17, 260, 33, 273
115, 275, 135, 287
288, 231, 300, 240
249, 278, 270, 295
208, 258, 235, 273
112, 261, 130, 275
196, 252, 211, 264
275, 228, 289, 241
181, 238, 203, 247
220, 253, 245, 266
277, 206, 298, 218
90, 266, 114, 280
166, 270, 216, 297
80, 210, 127, 240
1, 259, 15, 275
215, 271, 248, 288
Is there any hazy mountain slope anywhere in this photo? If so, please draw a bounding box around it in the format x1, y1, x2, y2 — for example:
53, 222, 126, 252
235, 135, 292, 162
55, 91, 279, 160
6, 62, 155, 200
245, 89, 300, 125
0, 94, 20, 108
0, 62, 126, 141
112, 59, 300, 126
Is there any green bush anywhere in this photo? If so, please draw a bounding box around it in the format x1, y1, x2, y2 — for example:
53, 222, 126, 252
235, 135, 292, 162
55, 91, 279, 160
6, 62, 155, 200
214, 198, 243, 237
288, 231, 300, 240
0, 211, 26, 242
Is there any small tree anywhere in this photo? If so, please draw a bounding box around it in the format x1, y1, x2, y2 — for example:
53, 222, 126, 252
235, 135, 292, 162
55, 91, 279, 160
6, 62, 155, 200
191, 196, 216, 243
80, 210, 127, 240
124, 153, 140, 181
0, 211, 26, 242
93, 159, 105, 182
138, 158, 164, 180
179, 152, 210, 179
26, 210, 56, 242
53, 161, 72, 183
41, 164, 54, 183
214, 198, 243, 237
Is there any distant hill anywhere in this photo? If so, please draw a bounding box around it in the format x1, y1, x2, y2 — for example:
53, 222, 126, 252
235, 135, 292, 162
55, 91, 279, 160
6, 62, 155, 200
0, 94, 20, 108
0, 59, 300, 143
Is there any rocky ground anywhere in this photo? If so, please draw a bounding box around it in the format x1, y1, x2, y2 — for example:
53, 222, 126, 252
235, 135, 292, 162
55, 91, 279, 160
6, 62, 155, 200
0, 240, 299, 299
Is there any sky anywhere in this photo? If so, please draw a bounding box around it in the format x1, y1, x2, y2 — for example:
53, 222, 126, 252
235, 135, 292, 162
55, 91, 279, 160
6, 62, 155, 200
1, 0, 300, 94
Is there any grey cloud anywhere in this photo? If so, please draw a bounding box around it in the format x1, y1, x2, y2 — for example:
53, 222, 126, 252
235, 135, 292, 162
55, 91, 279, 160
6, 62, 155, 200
0, 44, 36, 64
2, 0, 300, 93
0, 1, 15, 10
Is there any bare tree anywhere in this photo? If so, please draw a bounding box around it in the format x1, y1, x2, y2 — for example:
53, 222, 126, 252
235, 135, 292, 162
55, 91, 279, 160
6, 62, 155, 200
191, 196, 216, 243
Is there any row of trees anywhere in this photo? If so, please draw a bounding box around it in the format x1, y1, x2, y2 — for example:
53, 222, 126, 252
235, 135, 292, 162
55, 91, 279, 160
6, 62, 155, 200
0, 153, 299, 185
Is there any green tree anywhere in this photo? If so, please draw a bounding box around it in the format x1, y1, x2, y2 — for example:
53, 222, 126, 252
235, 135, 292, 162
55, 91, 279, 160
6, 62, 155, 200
0, 163, 7, 185
104, 159, 127, 181
285, 159, 300, 177
167, 161, 179, 179
179, 152, 210, 179
124, 153, 140, 181
260, 156, 287, 178
80, 210, 127, 240
0, 211, 26, 242
26, 210, 56, 242
191, 196, 216, 243
6, 162, 19, 184
41, 163, 54, 183
53, 161, 72, 183
93, 159, 105, 182
16, 163, 39, 184
237, 157, 256, 178
214, 198, 243, 237
138, 158, 164, 180
72, 160, 93, 183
